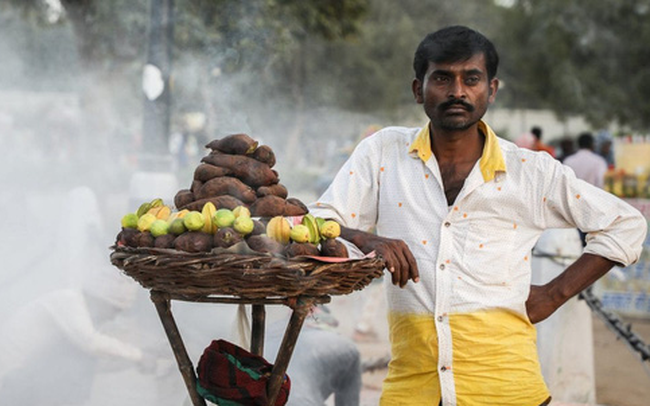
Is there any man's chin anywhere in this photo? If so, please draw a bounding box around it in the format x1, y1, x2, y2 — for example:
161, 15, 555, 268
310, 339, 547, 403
438, 119, 474, 131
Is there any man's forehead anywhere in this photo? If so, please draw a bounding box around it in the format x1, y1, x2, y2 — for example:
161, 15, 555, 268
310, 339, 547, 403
426, 53, 487, 74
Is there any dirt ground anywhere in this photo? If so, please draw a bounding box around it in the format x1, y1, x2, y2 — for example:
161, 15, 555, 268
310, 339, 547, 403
592, 315, 650, 406
327, 291, 650, 406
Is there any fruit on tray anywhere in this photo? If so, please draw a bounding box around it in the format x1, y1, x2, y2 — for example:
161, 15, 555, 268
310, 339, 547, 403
115, 133, 351, 258
173, 133, 307, 218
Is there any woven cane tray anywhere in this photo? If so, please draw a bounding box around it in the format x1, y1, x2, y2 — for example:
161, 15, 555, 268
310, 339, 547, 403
110, 244, 385, 299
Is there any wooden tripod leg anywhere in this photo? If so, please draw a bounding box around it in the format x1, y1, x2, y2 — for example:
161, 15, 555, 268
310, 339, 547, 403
150, 290, 207, 406
251, 304, 266, 356
266, 297, 315, 406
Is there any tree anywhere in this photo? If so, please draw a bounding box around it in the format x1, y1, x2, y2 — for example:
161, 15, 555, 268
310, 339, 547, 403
494, 0, 650, 131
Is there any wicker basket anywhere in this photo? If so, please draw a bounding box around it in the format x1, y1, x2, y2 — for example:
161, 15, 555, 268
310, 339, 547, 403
110, 245, 386, 299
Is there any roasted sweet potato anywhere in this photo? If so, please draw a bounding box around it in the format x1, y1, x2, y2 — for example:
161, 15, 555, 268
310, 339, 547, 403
249, 195, 286, 217
206, 133, 258, 155
246, 235, 284, 254
256, 183, 288, 199
249, 220, 266, 237
154, 234, 176, 248
283, 203, 308, 216
196, 176, 257, 203
191, 180, 204, 195
194, 163, 232, 182
320, 238, 348, 258
136, 231, 155, 248
250, 145, 276, 167
284, 242, 320, 258
201, 153, 278, 187
116, 227, 140, 247
180, 195, 245, 211
213, 227, 243, 248
173, 232, 213, 252
286, 197, 308, 213
174, 189, 195, 209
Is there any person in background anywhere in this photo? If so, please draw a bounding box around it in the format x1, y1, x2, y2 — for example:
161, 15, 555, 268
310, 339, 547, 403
596, 130, 615, 169
563, 132, 610, 246
563, 132, 608, 189
0, 186, 145, 406
309, 25, 646, 405
531, 125, 556, 157
264, 309, 362, 406
557, 137, 576, 163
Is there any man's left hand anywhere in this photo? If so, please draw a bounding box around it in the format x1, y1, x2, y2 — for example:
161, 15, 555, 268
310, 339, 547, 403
525, 285, 557, 324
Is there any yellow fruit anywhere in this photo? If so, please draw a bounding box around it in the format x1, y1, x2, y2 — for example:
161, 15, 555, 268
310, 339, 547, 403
301, 214, 320, 244
183, 211, 205, 231
136, 202, 152, 218
214, 209, 236, 228
150, 219, 170, 237
233, 216, 254, 235
202, 202, 217, 234
169, 218, 187, 235
266, 216, 291, 244
156, 206, 172, 220
232, 205, 251, 218
290, 224, 310, 243
149, 198, 164, 208
167, 209, 189, 223
137, 213, 157, 232
121, 213, 138, 229
319, 220, 341, 239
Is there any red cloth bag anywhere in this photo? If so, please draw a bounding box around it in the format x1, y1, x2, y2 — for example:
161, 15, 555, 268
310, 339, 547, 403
196, 339, 290, 406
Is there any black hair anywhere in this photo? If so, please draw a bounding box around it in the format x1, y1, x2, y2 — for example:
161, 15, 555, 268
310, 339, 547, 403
577, 132, 595, 149
413, 25, 499, 82
531, 126, 543, 140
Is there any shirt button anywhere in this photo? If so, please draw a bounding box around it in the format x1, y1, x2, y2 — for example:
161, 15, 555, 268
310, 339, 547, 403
437, 315, 444, 322
441, 366, 447, 372
444, 221, 451, 227
439, 264, 445, 270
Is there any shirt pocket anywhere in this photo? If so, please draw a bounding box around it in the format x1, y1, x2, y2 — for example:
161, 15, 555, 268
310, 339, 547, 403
461, 217, 516, 286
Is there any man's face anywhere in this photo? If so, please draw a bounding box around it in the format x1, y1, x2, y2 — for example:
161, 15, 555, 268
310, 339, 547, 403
412, 53, 499, 132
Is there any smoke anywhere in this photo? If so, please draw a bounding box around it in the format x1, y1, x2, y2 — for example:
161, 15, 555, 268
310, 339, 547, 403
0, 3, 382, 405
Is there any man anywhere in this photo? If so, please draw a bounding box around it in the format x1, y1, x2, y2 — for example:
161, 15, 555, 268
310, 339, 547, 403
308, 26, 646, 406
530, 126, 556, 157
563, 132, 609, 189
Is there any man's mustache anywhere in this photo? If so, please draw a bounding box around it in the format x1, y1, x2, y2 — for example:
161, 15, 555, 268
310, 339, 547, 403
439, 98, 475, 112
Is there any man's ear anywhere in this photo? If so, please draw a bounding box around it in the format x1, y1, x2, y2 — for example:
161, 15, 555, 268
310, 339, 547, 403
412, 78, 424, 104
488, 78, 499, 103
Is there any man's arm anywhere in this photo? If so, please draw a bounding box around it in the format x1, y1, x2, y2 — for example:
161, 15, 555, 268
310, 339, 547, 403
340, 225, 419, 287
525, 253, 616, 324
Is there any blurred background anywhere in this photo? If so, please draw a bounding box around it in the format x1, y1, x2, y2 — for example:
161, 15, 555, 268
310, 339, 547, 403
0, 0, 649, 405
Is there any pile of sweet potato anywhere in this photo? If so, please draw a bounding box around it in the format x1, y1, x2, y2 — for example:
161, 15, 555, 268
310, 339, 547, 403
173, 133, 308, 217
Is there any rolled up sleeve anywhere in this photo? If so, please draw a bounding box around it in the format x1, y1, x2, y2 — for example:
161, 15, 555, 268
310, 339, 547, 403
308, 137, 380, 232
541, 159, 647, 267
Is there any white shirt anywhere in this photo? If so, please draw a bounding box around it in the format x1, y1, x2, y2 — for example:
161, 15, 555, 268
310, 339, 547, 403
308, 121, 646, 406
563, 148, 609, 188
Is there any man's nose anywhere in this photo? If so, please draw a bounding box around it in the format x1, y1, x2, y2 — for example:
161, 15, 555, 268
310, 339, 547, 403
448, 77, 466, 99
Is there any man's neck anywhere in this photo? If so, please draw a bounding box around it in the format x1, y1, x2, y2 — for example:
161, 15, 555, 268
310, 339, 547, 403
429, 123, 485, 165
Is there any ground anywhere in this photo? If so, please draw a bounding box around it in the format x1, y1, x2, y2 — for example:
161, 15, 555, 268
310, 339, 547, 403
326, 290, 650, 406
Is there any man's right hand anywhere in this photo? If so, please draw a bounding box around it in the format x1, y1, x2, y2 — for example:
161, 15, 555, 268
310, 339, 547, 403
340, 225, 419, 287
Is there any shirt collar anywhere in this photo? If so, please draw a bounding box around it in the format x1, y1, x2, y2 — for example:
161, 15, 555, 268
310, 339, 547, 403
408, 120, 507, 182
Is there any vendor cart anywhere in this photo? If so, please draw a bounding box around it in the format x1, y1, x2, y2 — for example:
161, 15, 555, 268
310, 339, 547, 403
110, 245, 385, 406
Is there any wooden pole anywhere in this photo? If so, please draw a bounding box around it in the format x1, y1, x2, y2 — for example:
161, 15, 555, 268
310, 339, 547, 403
251, 304, 266, 356
150, 290, 207, 406
266, 296, 316, 405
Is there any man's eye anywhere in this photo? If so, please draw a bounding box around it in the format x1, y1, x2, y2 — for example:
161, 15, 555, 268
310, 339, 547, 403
466, 77, 479, 85
434, 76, 449, 83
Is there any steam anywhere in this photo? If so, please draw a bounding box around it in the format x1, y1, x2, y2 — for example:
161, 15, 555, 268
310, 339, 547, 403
0, 4, 381, 405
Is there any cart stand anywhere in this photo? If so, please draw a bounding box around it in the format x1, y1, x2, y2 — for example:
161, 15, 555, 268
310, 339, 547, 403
150, 290, 331, 406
